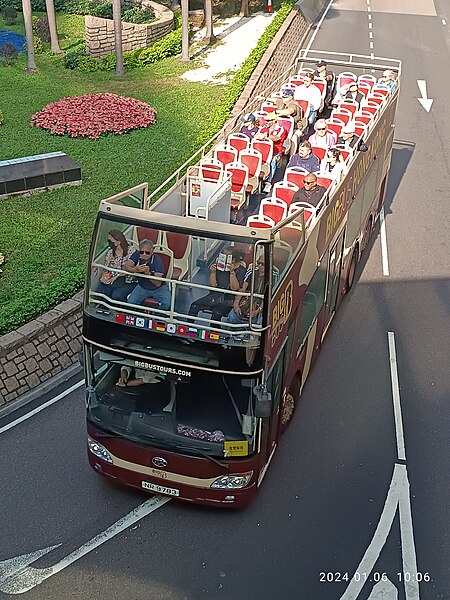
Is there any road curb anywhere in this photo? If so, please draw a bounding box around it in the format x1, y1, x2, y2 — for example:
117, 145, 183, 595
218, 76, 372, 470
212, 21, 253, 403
0, 362, 82, 420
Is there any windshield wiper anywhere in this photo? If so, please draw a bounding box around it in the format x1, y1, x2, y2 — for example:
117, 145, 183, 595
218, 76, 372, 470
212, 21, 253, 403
174, 443, 229, 469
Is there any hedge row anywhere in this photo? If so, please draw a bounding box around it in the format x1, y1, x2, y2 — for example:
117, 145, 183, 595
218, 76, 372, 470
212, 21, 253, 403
194, 0, 296, 149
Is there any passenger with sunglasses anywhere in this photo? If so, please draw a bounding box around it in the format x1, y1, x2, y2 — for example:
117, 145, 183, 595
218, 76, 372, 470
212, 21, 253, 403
291, 173, 327, 208
124, 239, 171, 310
308, 119, 337, 150
97, 229, 135, 302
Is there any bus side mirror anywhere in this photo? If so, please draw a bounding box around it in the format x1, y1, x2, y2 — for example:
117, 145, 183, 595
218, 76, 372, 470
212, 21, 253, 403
253, 385, 272, 418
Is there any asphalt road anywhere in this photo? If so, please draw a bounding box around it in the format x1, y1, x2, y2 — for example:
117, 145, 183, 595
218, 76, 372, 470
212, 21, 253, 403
1, 1, 449, 599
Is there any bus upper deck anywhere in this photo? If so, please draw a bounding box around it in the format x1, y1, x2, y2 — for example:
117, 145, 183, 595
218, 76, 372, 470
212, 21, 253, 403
85, 51, 401, 364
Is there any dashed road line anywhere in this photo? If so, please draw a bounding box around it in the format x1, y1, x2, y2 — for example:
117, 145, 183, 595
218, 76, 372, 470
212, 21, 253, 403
388, 331, 406, 461
380, 206, 390, 275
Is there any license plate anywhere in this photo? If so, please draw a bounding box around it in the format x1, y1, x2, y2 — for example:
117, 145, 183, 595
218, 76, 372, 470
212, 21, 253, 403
142, 481, 180, 496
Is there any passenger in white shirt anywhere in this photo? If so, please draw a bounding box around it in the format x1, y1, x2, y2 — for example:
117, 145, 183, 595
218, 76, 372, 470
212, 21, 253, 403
293, 72, 322, 132
320, 147, 347, 181
308, 119, 337, 150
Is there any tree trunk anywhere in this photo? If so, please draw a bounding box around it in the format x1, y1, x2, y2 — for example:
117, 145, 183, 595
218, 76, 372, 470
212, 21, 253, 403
112, 0, 124, 77
181, 0, 189, 62
203, 0, 215, 44
239, 0, 249, 17
45, 0, 63, 54
22, 0, 38, 72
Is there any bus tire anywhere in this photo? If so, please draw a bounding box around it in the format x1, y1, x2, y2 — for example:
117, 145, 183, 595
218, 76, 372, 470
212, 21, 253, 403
361, 216, 372, 253
280, 391, 296, 432
345, 247, 358, 292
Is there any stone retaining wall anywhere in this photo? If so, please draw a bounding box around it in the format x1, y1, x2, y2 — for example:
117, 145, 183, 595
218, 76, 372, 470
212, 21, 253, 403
0, 0, 325, 406
85, 1, 173, 58
0, 294, 83, 405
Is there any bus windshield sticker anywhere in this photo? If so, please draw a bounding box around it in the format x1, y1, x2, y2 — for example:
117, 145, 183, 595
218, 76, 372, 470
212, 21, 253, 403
224, 440, 249, 457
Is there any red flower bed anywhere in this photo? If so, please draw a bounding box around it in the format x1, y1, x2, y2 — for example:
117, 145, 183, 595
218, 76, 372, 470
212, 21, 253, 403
30, 93, 157, 140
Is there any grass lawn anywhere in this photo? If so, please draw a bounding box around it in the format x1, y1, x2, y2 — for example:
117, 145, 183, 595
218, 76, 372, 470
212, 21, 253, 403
0, 14, 225, 335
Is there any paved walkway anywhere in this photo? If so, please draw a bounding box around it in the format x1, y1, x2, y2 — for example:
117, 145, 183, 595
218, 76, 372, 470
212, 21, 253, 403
181, 12, 276, 84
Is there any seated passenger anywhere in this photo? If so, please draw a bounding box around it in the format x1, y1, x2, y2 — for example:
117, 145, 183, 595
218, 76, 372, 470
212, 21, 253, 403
275, 89, 307, 149
97, 229, 135, 302
125, 239, 171, 310
291, 173, 326, 208
117, 366, 161, 387
344, 81, 364, 108
337, 123, 368, 152
228, 258, 266, 327
308, 119, 337, 150
320, 147, 347, 181
255, 112, 288, 193
189, 246, 246, 320
239, 113, 260, 139
377, 70, 397, 92
287, 140, 320, 173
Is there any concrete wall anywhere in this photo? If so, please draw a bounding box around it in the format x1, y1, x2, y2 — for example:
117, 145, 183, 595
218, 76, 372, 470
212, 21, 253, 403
85, 1, 174, 58
0, 0, 327, 407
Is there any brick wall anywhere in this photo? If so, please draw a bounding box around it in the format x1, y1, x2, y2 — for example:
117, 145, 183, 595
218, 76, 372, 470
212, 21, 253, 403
0, 294, 83, 405
85, 1, 174, 58
0, 0, 324, 406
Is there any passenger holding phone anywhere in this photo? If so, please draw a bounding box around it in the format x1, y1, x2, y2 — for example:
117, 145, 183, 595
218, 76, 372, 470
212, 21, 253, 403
124, 239, 171, 309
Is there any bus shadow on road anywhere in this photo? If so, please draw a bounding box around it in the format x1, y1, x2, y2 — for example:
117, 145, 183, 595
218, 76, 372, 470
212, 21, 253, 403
383, 139, 415, 216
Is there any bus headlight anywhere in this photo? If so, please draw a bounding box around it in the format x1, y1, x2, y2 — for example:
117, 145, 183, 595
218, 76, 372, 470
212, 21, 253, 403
211, 471, 253, 489
88, 438, 113, 464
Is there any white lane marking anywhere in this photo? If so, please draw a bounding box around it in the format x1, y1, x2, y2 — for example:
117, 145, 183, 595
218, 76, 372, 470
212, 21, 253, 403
369, 41, 374, 49
369, 31, 373, 38
370, 52, 374, 59
388, 332, 406, 461
367, 578, 398, 599
368, 8, 372, 15
340, 464, 420, 600
303, 0, 334, 54
442, 18, 447, 25
0, 379, 84, 435
368, 21, 373, 28
416, 79, 433, 112
0, 496, 171, 594
379, 206, 390, 276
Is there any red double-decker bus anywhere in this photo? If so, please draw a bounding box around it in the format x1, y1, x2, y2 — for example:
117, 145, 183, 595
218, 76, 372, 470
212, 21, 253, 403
82, 51, 400, 507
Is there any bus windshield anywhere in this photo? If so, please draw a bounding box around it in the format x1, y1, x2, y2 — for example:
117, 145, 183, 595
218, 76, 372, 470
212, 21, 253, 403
85, 215, 271, 353
86, 348, 260, 458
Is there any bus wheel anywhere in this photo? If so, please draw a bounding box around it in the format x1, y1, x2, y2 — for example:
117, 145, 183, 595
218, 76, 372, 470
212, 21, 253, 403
345, 248, 358, 292
280, 391, 296, 432
361, 216, 372, 253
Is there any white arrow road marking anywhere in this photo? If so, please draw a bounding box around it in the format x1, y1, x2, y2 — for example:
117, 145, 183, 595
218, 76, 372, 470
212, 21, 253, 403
367, 578, 398, 599
340, 463, 420, 600
0, 545, 61, 585
417, 80, 433, 112
0, 496, 171, 595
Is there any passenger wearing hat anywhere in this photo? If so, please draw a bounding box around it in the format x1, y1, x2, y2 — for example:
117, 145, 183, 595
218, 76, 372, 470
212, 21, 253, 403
239, 113, 260, 140
314, 59, 336, 112
256, 112, 288, 193
337, 123, 368, 152
275, 89, 304, 124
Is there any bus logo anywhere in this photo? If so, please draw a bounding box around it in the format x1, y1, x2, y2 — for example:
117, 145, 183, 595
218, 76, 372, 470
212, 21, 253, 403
152, 457, 168, 468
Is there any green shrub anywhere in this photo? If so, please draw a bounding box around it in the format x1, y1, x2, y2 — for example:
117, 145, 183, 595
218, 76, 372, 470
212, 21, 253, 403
91, 1, 113, 18
2, 4, 17, 24
35, 14, 51, 42
122, 6, 154, 24
76, 53, 102, 72
0, 42, 19, 66
63, 48, 85, 69
138, 27, 182, 65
